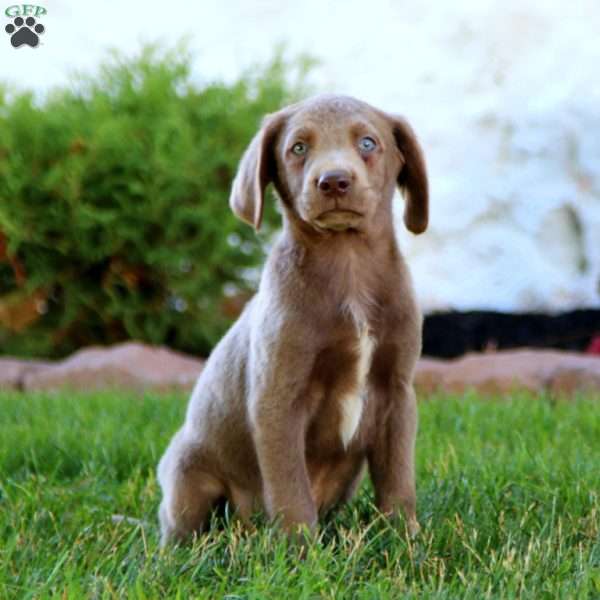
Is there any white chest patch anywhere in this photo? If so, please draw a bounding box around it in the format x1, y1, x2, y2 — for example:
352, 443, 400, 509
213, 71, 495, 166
339, 324, 375, 448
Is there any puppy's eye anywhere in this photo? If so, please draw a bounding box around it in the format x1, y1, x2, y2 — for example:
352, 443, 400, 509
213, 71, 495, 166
358, 136, 377, 153
291, 142, 308, 156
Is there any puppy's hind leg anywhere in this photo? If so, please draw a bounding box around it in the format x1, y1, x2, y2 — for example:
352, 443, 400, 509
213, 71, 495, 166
157, 431, 224, 547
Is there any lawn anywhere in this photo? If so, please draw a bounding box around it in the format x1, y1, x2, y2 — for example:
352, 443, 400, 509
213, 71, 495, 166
0, 390, 598, 599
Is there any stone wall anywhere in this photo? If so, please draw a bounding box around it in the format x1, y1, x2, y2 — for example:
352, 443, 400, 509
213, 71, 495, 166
2, 342, 598, 397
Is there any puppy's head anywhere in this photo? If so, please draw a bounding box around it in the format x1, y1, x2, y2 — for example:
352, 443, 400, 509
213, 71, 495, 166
230, 95, 428, 235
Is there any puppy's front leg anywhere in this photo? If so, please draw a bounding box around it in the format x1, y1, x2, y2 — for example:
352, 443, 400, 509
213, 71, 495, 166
252, 395, 317, 534
368, 378, 420, 536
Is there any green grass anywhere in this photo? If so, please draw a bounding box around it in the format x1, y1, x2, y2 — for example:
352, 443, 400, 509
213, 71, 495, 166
0, 390, 598, 599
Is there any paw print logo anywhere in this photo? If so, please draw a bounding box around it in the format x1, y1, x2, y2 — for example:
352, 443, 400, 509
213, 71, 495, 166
5, 16, 45, 48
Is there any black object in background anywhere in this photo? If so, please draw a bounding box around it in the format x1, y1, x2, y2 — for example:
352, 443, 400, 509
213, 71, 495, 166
422, 310, 600, 358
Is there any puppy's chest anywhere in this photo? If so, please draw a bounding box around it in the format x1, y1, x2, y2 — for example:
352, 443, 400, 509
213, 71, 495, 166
338, 323, 375, 448
308, 317, 376, 452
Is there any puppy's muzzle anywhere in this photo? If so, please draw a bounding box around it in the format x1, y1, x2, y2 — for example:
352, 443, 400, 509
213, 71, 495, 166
313, 169, 362, 230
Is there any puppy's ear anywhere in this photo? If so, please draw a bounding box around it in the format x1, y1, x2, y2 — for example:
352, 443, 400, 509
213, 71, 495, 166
388, 115, 429, 234
229, 111, 286, 230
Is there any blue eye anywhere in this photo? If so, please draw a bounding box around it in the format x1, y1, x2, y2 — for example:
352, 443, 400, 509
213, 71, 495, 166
358, 136, 377, 153
291, 142, 308, 155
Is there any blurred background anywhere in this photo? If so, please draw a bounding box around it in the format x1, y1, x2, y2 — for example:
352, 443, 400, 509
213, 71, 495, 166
1, 0, 599, 360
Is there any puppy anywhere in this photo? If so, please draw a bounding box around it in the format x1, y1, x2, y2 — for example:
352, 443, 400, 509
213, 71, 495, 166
157, 94, 428, 545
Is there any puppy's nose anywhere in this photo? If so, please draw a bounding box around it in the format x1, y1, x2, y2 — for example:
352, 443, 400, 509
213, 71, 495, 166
317, 170, 352, 196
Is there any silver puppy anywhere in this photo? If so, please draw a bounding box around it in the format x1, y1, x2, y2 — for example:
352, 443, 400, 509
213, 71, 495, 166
158, 94, 429, 545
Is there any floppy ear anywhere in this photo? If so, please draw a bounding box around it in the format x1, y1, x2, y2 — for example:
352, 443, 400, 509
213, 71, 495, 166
389, 116, 429, 234
229, 112, 285, 230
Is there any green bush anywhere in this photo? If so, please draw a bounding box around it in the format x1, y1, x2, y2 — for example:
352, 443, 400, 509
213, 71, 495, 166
0, 44, 311, 358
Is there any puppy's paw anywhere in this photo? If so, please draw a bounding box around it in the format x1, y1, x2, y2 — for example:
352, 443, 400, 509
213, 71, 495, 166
407, 517, 421, 538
